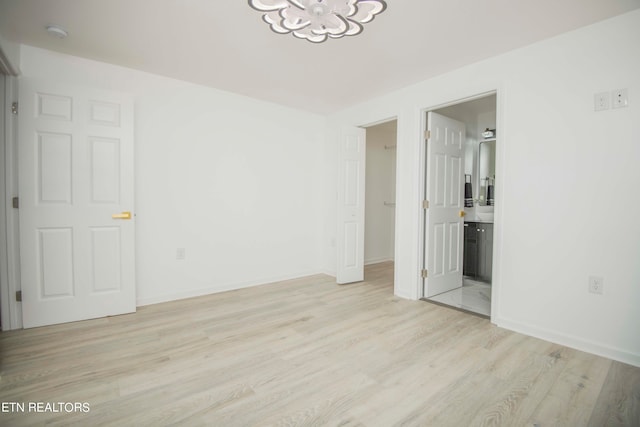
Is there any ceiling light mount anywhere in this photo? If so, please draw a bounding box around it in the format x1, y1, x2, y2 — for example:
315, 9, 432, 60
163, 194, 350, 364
248, 0, 387, 43
46, 25, 68, 39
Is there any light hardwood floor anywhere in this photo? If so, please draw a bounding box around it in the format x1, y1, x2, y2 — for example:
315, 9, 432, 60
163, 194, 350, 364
0, 262, 638, 426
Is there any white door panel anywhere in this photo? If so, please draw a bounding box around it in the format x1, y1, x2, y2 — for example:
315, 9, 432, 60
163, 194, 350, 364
337, 127, 365, 284
19, 80, 135, 328
424, 112, 465, 297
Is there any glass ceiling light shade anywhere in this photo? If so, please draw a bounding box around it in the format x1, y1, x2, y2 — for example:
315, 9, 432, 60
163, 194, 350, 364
248, 0, 387, 43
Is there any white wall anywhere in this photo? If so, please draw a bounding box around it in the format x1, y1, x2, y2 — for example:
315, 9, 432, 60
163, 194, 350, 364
364, 123, 396, 264
19, 46, 326, 306
326, 10, 640, 366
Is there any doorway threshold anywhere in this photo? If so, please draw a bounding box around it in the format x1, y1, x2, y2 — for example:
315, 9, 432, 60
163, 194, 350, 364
420, 297, 489, 319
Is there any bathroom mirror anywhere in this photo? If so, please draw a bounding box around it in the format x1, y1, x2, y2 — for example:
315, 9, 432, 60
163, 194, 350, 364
478, 139, 496, 206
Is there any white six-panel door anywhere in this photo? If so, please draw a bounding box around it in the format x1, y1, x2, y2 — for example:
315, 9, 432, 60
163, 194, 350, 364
336, 127, 366, 284
424, 112, 465, 297
19, 80, 135, 328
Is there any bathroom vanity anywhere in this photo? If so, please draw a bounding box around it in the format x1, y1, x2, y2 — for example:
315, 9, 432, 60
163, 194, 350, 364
463, 221, 493, 282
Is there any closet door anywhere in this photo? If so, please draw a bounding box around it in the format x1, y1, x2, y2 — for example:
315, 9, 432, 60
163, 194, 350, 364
336, 126, 366, 284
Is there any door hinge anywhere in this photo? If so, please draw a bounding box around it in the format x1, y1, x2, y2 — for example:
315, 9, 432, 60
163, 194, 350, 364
11, 102, 18, 115
16, 291, 22, 302
423, 200, 429, 209
425, 130, 431, 140
421, 269, 428, 279
12, 197, 19, 209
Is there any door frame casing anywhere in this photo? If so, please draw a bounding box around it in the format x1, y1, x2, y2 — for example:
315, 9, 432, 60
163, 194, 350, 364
1, 75, 21, 330
417, 89, 503, 321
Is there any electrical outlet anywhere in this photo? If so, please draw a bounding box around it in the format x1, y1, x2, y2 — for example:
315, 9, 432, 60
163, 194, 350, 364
588, 276, 603, 295
594, 92, 609, 111
612, 88, 628, 109
176, 248, 186, 260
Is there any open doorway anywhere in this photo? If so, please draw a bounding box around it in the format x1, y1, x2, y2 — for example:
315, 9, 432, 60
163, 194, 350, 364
335, 119, 398, 285
422, 94, 497, 317
364, 120, 396, 270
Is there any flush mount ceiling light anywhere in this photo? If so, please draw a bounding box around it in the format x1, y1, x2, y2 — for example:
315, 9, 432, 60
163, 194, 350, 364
248, 0, 387, 43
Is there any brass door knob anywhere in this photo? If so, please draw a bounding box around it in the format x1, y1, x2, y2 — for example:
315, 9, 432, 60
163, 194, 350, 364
112, 211, 132, 220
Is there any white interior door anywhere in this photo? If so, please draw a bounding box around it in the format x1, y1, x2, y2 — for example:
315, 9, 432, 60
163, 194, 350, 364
423, 112, 465, 297
19, 79, 135, 328
336, 126, 365, 284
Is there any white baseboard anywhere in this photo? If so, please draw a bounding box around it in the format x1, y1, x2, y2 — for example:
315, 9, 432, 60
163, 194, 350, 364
321, 270, 336, 279
136, 269, 326, 307
495, 316, 640, 368
394, 290, 416, 300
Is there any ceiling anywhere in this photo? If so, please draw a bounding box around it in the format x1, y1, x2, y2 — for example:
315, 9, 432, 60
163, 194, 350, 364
1, 0, 639, 114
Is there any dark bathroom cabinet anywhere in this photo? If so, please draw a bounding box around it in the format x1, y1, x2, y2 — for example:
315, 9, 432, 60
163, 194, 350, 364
463, 222, 493, 282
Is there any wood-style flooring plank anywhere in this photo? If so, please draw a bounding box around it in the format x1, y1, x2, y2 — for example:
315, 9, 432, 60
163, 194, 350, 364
587, 361, 640, 427
0, 261, 638, 426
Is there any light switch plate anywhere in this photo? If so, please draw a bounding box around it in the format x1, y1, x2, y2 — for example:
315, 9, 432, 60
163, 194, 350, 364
594, 92, 609, 111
